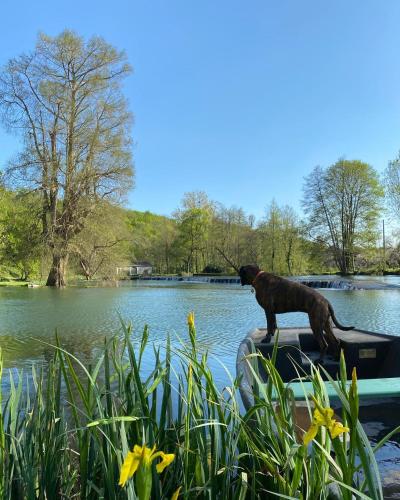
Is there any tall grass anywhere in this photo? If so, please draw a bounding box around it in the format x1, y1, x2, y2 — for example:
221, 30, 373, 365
0, 318, 398, 499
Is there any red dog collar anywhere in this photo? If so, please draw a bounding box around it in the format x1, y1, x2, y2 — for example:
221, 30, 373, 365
252, 270, 264, 284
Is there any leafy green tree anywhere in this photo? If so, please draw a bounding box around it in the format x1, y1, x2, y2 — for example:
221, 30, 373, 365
70, 203, 131, 280
0, 189, 42, 279
173, 192, 214, 273
257, 201, 307, 275
211, 204, 257, 272
0, 31, 134, 286
302, 160, 383, 274
128, 210, 178, 274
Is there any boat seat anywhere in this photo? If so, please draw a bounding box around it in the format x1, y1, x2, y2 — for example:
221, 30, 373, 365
278, 377, 400, 401
335, 331, 393, 379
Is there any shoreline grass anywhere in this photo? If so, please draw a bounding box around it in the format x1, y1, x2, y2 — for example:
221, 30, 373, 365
0, 280, 32, 287
0, 317, 398, 498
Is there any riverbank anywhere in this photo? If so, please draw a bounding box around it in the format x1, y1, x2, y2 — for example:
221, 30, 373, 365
0, 280, 36, 287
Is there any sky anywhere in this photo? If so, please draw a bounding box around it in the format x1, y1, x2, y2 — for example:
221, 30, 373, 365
1, 0, 400, 220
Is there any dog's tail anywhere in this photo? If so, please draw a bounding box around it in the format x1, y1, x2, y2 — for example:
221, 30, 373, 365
329, 304, 354, 331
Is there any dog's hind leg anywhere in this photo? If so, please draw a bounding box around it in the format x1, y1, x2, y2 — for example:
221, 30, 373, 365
324, 320, 341, 359
309, 315, 328, 363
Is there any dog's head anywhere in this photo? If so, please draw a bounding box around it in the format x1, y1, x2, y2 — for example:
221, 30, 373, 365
239, 264, 260, 286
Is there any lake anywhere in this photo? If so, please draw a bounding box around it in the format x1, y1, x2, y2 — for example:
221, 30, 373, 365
1, 279, 400, 487
1, 280, 400, 381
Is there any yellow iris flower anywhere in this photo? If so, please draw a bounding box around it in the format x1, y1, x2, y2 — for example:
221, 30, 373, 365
171, 486, 182, 500
303, 397, 350, 445
187, 311, 195, 329
352, 366, 357, 387
119, 444, 175, 487
350, 367, 357, 398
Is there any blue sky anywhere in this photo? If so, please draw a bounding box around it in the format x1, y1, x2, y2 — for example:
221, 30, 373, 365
1, 1, 400, 219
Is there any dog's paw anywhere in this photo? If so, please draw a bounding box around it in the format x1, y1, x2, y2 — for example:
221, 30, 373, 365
261, 334, 272, 344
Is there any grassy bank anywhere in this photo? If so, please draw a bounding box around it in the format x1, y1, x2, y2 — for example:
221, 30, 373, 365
0, 280, 32, 287
0, 317, 398, 499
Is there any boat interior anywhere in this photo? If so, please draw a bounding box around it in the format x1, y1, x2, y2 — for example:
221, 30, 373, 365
251, 327, 400, 382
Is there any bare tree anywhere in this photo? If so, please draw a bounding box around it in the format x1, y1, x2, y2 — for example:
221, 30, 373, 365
0, 31, 134, 286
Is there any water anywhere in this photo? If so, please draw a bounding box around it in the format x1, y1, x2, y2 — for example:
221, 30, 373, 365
1, 281, 400, 380
1, 280, 400, 485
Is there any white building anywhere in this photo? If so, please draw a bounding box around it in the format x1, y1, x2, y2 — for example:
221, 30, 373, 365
116, 261, 153, 277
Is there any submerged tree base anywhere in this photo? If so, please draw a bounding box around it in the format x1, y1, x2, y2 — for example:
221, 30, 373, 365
46, 254, 68, 287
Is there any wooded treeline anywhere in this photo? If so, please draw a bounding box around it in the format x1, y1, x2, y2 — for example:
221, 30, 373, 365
1, 31, 400, 284
128, 167, 400, 276
1, 166, 400, 282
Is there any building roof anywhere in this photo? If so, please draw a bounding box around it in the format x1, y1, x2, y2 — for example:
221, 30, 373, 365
133, 261, 153, 267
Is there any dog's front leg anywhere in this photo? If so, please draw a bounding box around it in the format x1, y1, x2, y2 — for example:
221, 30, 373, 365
262, 311, 277, 343
266, 311, 277, 335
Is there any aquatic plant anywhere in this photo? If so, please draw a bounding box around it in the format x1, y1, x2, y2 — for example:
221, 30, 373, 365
0, 316, 398, 498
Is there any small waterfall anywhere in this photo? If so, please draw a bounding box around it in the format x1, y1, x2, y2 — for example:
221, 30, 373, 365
298, 279, 356, 290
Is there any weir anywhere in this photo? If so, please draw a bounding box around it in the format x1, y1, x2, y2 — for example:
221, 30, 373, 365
138, 276, 400, 290
136, 276, 400, 290
298, 279, 357, 290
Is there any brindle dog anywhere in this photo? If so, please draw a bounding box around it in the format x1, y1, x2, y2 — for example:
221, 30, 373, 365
239, 264, 354, 362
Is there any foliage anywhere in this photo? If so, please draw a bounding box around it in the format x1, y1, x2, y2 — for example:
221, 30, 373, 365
302, 160, 384, 274
202, 264, 223, 274
126, 195, 318, 276
384, 155, 400, 222
173, 191, 214, 273
0, 182, 391, 279
70, 202, 132, 280
0, 30, 134, 286
211, 203, 257, 272
0, 188, 42, 279
0, 318, 397, 498
127, 210, 178, 274
257, 201, 307, 275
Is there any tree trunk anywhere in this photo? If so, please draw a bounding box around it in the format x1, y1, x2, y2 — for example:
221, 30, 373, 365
79, 258, 91, 280
46, 252, 68, 287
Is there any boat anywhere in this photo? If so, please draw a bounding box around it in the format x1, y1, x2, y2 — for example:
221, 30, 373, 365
237, 327, 400, 412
